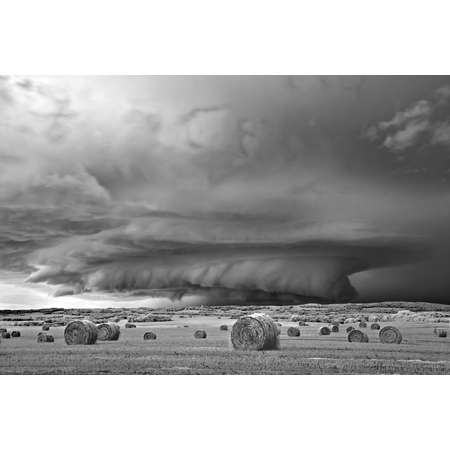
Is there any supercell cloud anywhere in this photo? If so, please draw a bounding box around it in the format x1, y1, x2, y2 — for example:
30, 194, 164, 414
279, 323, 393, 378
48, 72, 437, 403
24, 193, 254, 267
1, 75, 450, 308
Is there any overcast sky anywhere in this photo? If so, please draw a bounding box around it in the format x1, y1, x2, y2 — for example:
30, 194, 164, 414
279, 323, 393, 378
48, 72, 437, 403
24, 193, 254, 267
2, 75, 450, 308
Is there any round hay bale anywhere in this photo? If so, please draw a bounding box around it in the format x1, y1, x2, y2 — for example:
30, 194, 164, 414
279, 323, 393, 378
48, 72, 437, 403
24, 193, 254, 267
37, 333, 54, 343
287, 326, 300, 337
437, 329, 447, 338
298, 321, 308, 326
231, 313, 279, 351
359, 321, 367, 328
42, 324, 50, 331
194, 329, 207, 339
143, 331, 157, 340
97, 322, 120, 341
64, 320, 98, 345
0, 328, 7, 333
1, 331, 11, 339
319, 326, 331, 336
379, 326, 402, 344
11, 330, 21, 338
346, 326, 354, 333
331, 324, 339, 333
125, 323, 136, 328
370, 323, 381, 330
219, 324, 228, 331
348, 329, 369, 343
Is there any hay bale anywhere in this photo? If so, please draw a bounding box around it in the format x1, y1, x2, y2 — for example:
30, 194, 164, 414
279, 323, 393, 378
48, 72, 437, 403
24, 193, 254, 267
331, 324, 339, 333
220, 324, 228, 331
379, 326, 402, 344
231, 313, 279, 351
42, 324, 50, 331
0, 328, 7, 333
348, 329, 369, 343
143, 331, 157, 340
370, 323, 381, 330
64, 320, 98, 345
298, 321, 308, 326
125, 323, 136, 328
37, 333, 54, 343
346, 326, 354, 333
319, 326, 331, 335
287, 326, 300, 337
194, 329, 207, 339
436, 329, 447, 338
97, 322, 121, 341
1, 331, 11, 339
359, 321, 367, 328
11, 330, 21, 338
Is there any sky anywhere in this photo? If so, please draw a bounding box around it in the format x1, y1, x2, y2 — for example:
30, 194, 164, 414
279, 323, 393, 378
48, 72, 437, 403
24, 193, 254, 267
2, 75, 450, 308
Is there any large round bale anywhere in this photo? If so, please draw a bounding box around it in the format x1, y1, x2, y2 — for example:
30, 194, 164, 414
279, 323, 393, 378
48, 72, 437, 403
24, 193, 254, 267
319, 326, 331, 336
298, 321, 308, 327
346, 326, 354, 333
220, 324, 228, 331
64, 320, 98, 345
125, 323, 136, 329
379, 326, 403, 344
348, 329, 369, 343
331, 324, 339, 333
97, 323, 120, 341
143, 331, 157, 340
437, 329, 448, 338
370, 323, 381, 330
194, 329, 207, 339
42, 324, 50, 331
11, 330, 21, 338
287, 326, 300, 337
359, 321, 367, 328
1, 331, 11, 339
231, 313, 279, 351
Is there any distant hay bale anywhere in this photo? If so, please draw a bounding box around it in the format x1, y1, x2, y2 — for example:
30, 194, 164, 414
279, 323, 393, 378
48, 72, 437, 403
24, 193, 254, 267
42, 324, 50, 331
37, 333, 54, 343
346, 326, 354, 333
379, 326, 402, 344
125, 323, 136, 328
370, 323, 381, 330
298, 321, 308, 326
287, 327, 301, 337
359, 321, 367, 328
231, 313, 279, 351
319, 326, 331, 336
347, 329, 369, 343
331, 324, 339, 333
0, 328, 7, 333
1, 331, 11, 339
220, 324, 228, 331
194, 330, 207, 339
290, 314, 301, 322
143, 331, 157, 340
64, 320, 98, 345
97, 323, 121, 341
11, 331, 21, 338
436, 329, 447, 338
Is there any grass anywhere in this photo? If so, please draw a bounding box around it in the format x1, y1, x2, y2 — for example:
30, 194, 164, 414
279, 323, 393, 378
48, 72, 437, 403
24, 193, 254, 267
1, 317, 450, 374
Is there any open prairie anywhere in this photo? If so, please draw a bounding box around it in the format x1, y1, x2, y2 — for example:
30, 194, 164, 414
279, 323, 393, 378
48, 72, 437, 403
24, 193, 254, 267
2, 304, 450, 374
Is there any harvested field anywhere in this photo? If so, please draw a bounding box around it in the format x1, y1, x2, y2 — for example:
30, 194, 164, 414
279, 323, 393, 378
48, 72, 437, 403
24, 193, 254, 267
2, 306, 450, 374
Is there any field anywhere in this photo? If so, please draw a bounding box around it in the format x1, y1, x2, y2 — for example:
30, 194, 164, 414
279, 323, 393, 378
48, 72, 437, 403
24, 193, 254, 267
2, 304, 450, 374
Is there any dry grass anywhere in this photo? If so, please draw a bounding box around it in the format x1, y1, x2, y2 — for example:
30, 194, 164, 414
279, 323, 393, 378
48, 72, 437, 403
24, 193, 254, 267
1, 316, 450, 374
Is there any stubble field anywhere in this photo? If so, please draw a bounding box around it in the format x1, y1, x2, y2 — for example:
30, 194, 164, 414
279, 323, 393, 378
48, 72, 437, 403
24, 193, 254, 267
1, 312, 450, 374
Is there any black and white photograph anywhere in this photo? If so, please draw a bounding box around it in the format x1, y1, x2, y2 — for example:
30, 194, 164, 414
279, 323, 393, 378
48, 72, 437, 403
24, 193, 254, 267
1, 2, 450, 449
2, 74, 450, 375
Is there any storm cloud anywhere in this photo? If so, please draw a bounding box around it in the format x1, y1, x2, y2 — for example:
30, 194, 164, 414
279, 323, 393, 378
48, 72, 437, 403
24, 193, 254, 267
1, 75, 450, 307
